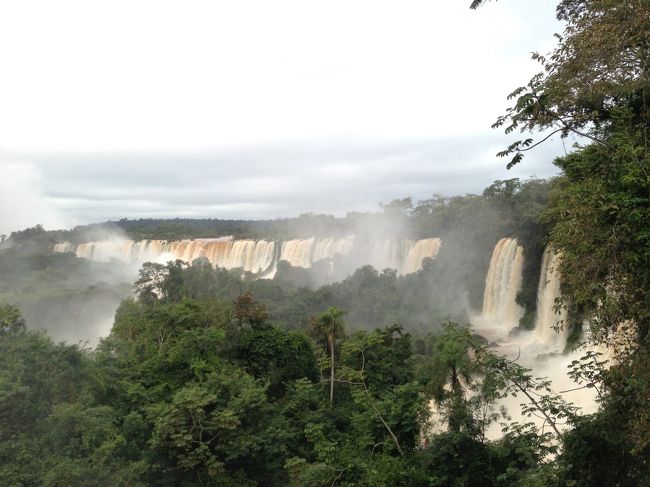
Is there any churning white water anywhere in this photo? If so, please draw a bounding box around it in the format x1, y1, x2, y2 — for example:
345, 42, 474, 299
469, 241, 598, 440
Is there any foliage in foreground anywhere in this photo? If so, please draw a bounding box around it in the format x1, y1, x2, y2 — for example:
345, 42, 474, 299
1, 289, 648, 485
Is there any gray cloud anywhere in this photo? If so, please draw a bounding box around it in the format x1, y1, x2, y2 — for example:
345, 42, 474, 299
17, 134, 565, 228
0, 1, 566, 234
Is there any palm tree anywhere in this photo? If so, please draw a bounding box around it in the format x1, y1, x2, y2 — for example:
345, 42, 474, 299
314, 306, 346, 405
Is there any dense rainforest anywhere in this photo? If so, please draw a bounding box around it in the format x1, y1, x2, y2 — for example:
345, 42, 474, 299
0, 176, 550, 341
1, 0, 649, 485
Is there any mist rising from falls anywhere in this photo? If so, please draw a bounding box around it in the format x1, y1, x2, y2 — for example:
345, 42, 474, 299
367, 239, 406, 273
54, 236, 442, 277
312, 237, 355, 263
274, 237, 358, 277
362, 237, 442, 275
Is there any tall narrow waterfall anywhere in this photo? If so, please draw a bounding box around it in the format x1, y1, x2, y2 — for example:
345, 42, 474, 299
534, 245, 567, 350
481, 238, 525, 329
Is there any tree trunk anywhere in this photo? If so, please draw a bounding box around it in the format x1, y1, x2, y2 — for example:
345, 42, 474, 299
511, 378, 562, 437
329, 333, 335, 405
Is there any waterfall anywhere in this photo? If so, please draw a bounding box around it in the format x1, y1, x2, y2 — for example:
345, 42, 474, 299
279, 238, 316, 268
53, 242, 74, 253
227, 240, 276, 273
53, 236, 442, 276
481, 238, 525, 329
469, 241, 597, 440
190, 239, 236, 269
75, 240, 145, 262
311, 237, 355, 263
367, 238, 441, 275
534, 245, 567, 350
367, 239, 406, 273
54, 238, 274, 274
403, 238, 442, 274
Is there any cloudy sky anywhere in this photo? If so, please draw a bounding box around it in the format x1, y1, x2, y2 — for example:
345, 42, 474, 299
0, 0, 567, 234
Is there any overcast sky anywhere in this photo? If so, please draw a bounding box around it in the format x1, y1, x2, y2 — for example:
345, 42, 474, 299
0, 0, 567, 235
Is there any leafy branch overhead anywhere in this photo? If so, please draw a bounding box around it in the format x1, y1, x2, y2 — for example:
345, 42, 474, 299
473, 0, 650, 167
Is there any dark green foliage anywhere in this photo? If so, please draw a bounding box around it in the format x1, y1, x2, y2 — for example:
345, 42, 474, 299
417, 432, 497, 487
0, 290, 567, 485
232, 326, 319, 398
148, 367, 289, 486
419, 324, 480, 434
0, 316, 93, 485
0, 275, 627, 485
114, 214, 355, 241
131, 257, 472, 335
470, 0, 650, 480
416, 426, 555, 487
0, 304, 25, 335
0, 0, 647, 482
556, 411, 649, 487
546, 143, 650, 339
542, 108, 650, 455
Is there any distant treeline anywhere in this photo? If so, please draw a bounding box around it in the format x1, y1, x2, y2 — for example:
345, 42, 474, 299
2, 177, 556, 319
4, 177, 552, 243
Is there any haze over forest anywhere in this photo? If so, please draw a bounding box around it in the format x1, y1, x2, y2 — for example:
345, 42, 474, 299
0, 1, 648, 486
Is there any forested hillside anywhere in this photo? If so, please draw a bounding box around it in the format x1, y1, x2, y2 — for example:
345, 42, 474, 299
0, 0, 648, 485
0, 290, 627, 486
2, 177, 552, 341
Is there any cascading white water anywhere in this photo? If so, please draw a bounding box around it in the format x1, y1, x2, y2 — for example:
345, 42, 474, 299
469, 238, 525, 346
56, 237, 276, 274
53, 242, 74, 253
223, 240, 276, 273
311, 237, 355, 263
54, 236, 443, 276
403, 238, 442, 274
367, 239, 413, 274
279, 238, 316, 268
534, 245, 568, 351
481, 238, 525, 329
473, 240, 568, 350
367, 239, 401, 272
464, 240, 598, 441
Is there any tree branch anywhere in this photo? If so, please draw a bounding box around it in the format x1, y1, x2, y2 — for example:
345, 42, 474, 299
359, 349, 404, 456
